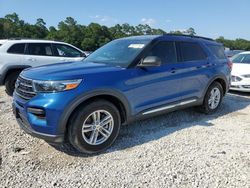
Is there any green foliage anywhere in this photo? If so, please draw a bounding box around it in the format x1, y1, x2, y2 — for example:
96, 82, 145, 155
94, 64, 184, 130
0, 13, 169, 50
216, 37, 250, 50
1, 13, 250, 51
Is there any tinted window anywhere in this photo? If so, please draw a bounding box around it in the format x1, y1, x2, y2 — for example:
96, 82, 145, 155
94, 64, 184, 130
147, 41, 177, 64
54, 44, 81, 57
208, 45, 226, 59
179, 42, 207, 61
7, 43, 25, 54
232, 54, 250, 64
28, 43, 53, 56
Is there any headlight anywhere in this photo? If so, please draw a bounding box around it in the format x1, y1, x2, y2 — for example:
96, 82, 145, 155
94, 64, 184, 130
231, 76, 242, 82
242, 74, 250, 78
33, 79, 82, 93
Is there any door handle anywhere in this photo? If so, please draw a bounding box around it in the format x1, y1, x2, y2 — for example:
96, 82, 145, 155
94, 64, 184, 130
206, 62, 212, 67
171, 68, 176, 73
27, 58, 36, 62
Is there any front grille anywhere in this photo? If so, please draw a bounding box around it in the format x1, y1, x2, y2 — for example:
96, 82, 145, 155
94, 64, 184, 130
15, 76, 36, 100
242, 85, 250, 89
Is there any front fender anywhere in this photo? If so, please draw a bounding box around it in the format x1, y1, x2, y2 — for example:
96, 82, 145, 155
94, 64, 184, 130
57, 88, 132, 135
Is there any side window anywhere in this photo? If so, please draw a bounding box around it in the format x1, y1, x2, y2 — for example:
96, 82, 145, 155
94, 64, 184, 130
147, 41, 177, 64
28, 43, 53, 56
54, 44, 81, 57
7, 43, 25, 54
179, 42, 207, 61
207, 45, 226, 59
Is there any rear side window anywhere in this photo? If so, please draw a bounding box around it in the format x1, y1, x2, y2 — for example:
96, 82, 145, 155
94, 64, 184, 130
207, 45, 226, 59
179, 42, 207, 61
28, 43, 53, 56
147, 41, 177, 64
7, 43, 25, 54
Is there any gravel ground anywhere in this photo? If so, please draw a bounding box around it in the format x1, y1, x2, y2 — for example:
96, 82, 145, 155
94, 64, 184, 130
0, 86, 249, 188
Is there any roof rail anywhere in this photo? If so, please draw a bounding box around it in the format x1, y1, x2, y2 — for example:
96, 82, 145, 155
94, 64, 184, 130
7, 38, 61, 42
163, 34, 214, 41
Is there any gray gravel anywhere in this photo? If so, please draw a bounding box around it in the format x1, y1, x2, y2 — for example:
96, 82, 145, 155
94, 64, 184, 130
0, 86, 249, 188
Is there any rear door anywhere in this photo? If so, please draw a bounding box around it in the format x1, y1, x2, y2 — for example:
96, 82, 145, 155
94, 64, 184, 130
175, 41, 209, 100
4, 43, 25, 65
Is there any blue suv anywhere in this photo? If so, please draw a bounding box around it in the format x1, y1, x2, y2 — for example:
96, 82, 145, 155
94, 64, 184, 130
13, 35, 231, 154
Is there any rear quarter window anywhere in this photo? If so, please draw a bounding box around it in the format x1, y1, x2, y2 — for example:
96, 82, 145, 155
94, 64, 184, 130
7, 43, 26, 54
207, 44, 226, 59
179, 42, 207, 61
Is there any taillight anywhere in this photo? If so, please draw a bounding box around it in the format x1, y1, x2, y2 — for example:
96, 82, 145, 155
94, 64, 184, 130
227, 59, 233, 71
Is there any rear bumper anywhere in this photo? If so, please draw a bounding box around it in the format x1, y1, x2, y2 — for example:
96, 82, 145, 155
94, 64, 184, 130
12, 103, 64, 143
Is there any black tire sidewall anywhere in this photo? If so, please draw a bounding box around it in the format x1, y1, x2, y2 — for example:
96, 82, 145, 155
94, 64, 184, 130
5, 72, 20, 96
69, 100, 121, 154
203, 82, 223, 113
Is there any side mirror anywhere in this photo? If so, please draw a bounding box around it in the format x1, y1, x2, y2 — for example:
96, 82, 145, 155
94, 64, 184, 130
81, 52, 87, 58
138, 56, 161, 67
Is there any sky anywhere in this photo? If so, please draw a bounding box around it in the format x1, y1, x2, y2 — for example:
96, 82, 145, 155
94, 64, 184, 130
0, 0, 249, 40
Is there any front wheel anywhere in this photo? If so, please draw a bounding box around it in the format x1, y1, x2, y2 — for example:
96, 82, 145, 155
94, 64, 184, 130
68, 100, 121, 154
5, 71, 21, 96
199, 82, 223, 114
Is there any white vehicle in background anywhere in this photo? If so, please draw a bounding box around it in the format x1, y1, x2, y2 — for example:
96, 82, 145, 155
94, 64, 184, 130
231, 51, 250, 92
0, 39, 86, 95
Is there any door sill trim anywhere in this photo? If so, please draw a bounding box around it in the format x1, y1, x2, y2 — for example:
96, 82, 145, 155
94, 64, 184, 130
142, 99, 197, 115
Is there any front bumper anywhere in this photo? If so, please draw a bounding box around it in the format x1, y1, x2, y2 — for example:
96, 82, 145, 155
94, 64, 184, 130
230, 76, 250, 92
230, 85, 250, 92
12, 88, 83, 143
12, 102, 64, 143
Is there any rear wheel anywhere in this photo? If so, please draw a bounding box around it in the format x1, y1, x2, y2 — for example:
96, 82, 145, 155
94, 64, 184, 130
68, 100, 121, 154
5, 71, 21, 96
199, 82, 223, 114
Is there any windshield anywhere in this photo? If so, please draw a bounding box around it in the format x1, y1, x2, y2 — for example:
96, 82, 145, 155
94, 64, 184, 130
232, 54, 250, 64
84, 39, 151, 67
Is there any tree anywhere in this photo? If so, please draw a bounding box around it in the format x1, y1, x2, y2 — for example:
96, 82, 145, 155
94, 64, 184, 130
1, 13, 250, 51
185, 27, 196, 36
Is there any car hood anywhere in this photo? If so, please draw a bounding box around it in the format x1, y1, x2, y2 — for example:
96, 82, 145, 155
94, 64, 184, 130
21, 61, 124, 80
232, 63, 250, 76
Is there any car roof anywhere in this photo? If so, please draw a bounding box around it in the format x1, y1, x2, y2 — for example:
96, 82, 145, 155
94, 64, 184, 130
0, 39, 8, 44
0, 38, 67, 43
239, 51, 250, 55
119, 34, 221, 45
0, 38, 84, 53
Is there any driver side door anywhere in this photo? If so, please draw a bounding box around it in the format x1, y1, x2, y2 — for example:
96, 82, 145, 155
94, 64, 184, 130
127, 41, 182, 114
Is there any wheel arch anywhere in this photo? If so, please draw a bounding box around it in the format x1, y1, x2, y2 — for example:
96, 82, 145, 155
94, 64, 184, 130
204, 75, 229, 98
1, 65, 31, 84
57, 89, 132, 138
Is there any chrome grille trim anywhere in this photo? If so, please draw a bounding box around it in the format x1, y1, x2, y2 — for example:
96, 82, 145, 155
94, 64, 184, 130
15, 75, 36, 101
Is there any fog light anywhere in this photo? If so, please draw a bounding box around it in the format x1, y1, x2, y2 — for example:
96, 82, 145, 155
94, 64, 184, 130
27, 108, 45, 119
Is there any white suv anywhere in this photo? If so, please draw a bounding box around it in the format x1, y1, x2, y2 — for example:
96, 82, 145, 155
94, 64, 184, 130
0, 39, 86, 95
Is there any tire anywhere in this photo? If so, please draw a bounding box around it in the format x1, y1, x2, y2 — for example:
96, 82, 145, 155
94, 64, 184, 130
68, 100, 121, 154
5, 71, 21, 96
199, 81, 224, 114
